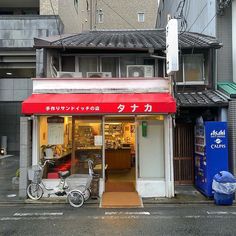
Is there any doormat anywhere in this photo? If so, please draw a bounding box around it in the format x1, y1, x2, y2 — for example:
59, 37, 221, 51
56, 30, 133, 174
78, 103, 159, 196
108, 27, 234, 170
105, 181, 135, 192
101, 192, 143, 208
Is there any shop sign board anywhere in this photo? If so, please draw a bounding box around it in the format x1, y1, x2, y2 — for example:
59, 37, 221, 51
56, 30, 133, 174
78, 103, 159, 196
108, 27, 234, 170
166, 19, 179, 75
22, 93, 176, 114
23, 102, 175, 114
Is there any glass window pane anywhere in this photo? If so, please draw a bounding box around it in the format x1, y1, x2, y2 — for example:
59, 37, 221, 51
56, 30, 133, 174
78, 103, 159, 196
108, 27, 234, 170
120, 56, 136, 77
101, 57, 117, 77
79, 57, 98, 77
0, 68, 35, 78
73, 117, 103, 177
39, 116, 73, 179
61, 56, 75, 72
138, 13, 145, 22
184, 54, 204, 82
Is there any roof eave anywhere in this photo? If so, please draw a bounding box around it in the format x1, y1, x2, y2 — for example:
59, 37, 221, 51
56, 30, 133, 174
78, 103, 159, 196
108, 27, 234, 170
178, 103, 228, 108
33, 45, 160, 51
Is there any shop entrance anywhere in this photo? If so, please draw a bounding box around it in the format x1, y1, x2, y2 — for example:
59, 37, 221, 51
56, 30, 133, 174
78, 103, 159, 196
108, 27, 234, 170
104, 116, 136, 192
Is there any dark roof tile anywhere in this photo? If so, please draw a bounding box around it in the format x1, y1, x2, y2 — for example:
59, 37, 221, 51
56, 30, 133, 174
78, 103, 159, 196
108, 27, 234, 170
34, 29, 222, 50
176, 90, 228, 107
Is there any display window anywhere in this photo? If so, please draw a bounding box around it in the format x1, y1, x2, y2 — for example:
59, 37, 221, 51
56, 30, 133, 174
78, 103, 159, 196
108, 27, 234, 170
38, 115, 165, 182
39, 116, 103, 179
72, 116, 103, 176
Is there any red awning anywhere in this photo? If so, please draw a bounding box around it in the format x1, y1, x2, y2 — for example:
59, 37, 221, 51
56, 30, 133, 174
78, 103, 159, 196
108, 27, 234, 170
22, 93, 176, 115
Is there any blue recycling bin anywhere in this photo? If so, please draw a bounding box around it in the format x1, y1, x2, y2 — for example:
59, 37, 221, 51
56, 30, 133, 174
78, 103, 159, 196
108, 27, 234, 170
212, 171, 236, 205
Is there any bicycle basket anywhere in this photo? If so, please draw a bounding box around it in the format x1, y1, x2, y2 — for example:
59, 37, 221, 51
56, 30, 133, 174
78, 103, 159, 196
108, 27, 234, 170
67, 174, 92, 190
28, 165, 43, 183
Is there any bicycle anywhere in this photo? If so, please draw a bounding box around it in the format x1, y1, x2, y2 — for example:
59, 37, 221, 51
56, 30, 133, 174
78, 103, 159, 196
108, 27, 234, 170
66, 159, 94, 202
27, 160, 85, 208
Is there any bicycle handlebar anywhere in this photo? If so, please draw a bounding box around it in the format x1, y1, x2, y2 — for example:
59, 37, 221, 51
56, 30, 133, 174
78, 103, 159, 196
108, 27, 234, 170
41, 159, 55, 168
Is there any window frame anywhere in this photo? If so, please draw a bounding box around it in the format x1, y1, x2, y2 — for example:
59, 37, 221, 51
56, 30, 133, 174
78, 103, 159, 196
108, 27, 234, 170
97, 11, 104, 23
176, 53, 206, 85
60, 54, 159, 78
138, 12, 145, 23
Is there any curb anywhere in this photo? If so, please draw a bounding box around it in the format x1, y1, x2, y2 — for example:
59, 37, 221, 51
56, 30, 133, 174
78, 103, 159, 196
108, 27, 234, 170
0, 198, 215, 206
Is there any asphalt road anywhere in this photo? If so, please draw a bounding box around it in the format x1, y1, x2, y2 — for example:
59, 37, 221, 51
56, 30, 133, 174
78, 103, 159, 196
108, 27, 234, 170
0, 203, 236, 236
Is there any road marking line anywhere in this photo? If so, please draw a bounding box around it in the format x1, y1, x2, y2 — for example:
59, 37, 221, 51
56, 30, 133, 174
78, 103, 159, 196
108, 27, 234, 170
207, 211, 228, 215
1, 217, 21, 221
1, 216, 60, 221
90, 215, 178, 219
105, 211, 150, 215
185, 215, 201, 218
13, 212, 63, 217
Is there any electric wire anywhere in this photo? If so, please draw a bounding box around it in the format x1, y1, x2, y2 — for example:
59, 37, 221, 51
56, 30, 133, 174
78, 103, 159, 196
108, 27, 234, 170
190, 11, 217, 55
187, 3, 207, 32
174, 0, 188, 34
49, 0, 65, 50
99, 0, 138, 30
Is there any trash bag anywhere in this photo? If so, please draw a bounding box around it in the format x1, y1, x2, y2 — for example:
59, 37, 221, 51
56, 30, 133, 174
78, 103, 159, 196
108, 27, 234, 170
212, 171, 236, 195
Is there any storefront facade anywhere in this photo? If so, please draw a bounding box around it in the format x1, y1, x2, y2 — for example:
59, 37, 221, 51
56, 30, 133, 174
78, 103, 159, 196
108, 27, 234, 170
22, 84, 176, 198
20, 29, 222, 200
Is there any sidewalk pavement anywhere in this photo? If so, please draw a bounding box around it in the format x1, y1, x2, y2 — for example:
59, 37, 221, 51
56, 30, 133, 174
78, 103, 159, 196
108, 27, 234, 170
0, 154, 23, 204
0, 155, 231, 206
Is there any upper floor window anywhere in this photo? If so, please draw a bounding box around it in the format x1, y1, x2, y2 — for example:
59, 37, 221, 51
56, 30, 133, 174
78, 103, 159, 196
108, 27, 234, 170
59, 55, 157, 78
138, 13, 145, 22
0, 52, 36, 78
176, 54, 205, 85
97, 10, 104, 23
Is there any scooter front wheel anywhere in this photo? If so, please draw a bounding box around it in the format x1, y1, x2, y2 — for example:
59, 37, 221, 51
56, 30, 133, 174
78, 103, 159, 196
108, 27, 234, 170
67, 190, 84, 208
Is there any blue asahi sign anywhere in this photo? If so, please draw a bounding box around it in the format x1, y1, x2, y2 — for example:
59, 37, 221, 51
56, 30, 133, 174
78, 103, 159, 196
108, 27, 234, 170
210, 129, 226, 149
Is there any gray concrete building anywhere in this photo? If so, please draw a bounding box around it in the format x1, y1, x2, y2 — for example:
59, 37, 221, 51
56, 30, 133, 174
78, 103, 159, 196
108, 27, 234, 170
0, 0, 63, 153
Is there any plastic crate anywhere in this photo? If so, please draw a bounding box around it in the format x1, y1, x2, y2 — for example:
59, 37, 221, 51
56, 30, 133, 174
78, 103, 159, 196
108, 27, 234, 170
214, 192, 234, 205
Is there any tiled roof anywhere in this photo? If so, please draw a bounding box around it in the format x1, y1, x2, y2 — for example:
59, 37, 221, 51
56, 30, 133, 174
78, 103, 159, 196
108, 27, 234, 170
176, 90, 228, 107
34, 29, 222, 50
218, 82, 236, 98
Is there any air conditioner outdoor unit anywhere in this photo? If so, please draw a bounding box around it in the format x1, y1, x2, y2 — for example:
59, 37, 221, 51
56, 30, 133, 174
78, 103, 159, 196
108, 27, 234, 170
57, 71, 83, 78
87, 72, 112, 78
127, 65, 154, 78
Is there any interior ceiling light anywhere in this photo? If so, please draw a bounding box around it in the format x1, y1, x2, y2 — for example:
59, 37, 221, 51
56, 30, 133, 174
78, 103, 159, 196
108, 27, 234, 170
6, 72, 12, 75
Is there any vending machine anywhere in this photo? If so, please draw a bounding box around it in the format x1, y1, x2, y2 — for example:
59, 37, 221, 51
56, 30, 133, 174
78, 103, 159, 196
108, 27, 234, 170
194, 119, 228, 197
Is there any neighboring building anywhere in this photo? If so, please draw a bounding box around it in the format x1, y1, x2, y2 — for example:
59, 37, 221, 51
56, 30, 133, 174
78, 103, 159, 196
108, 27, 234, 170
19, 29, 221, 202
157, 0, 234, 183
92, 0, 158, 29
0, 0, 92, 154
40, 0, 91, 33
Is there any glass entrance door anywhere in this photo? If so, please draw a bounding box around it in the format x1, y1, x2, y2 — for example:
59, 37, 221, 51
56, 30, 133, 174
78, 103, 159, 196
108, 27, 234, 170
71, 116, 103, 177
104, 116, 136, 192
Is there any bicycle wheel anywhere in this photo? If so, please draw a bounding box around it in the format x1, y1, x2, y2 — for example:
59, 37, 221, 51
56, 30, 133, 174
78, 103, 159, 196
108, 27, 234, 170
27, 183, 43, 200
77, 185, 91, 201
67, 190, 84, 208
